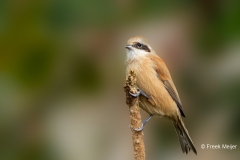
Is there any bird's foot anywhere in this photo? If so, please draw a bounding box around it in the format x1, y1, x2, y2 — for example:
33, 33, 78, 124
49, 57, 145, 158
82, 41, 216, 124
129, 88, 149, 99
130, 115, 153, 132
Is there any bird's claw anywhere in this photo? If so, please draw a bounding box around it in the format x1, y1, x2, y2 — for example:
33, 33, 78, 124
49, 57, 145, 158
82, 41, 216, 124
129, 115, 153, 132
133, 123, 144, 131
129, 90, 141, 97
129, 88, 149, 99
129, 123, 144, 131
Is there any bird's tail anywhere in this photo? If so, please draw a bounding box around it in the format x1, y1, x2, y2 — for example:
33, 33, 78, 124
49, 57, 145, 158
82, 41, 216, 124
173, 117, 197, 155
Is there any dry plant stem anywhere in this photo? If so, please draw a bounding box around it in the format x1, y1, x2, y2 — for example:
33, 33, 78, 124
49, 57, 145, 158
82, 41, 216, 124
124, 69, 146, 160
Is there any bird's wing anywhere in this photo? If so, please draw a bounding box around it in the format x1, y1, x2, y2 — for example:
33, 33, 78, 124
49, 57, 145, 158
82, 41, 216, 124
163, 80, 185, 117
149, 54, 185, 117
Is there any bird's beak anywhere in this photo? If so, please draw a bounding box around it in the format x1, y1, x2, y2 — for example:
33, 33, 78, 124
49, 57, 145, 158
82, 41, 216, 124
125, 45, 132, 50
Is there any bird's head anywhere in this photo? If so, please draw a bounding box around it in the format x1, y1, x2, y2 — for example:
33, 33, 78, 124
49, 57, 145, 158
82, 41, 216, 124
125, 36, 153, 61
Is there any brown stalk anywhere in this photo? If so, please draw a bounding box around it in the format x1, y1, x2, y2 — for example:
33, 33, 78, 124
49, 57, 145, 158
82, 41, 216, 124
124, 69, 146, 160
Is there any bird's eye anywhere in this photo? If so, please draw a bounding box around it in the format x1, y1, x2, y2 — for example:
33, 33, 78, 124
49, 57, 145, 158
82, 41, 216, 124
136, 43, 143, 48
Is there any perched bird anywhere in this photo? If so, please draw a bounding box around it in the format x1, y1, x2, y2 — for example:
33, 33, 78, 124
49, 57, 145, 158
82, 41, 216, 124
125, 36, 197, 155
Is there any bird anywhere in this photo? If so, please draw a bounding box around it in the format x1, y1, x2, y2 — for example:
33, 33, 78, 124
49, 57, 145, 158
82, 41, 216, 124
125, 36, 197, 155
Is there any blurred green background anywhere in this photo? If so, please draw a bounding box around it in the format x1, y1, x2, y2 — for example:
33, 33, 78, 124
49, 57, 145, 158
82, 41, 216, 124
0, 0, 240, 160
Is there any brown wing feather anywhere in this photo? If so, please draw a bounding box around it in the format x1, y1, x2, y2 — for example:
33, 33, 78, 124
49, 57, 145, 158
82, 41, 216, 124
163, 80, 185, 117
149, 54, 185, 117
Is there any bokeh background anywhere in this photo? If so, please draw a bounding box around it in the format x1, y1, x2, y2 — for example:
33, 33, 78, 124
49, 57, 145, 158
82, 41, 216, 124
0, 0, 240, 160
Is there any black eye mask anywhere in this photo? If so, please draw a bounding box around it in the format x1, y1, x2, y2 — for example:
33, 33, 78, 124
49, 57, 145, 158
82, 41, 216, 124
133, 42, 151, 52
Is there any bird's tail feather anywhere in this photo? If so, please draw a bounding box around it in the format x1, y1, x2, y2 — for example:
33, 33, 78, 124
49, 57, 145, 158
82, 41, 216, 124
173, 118, 197, 155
